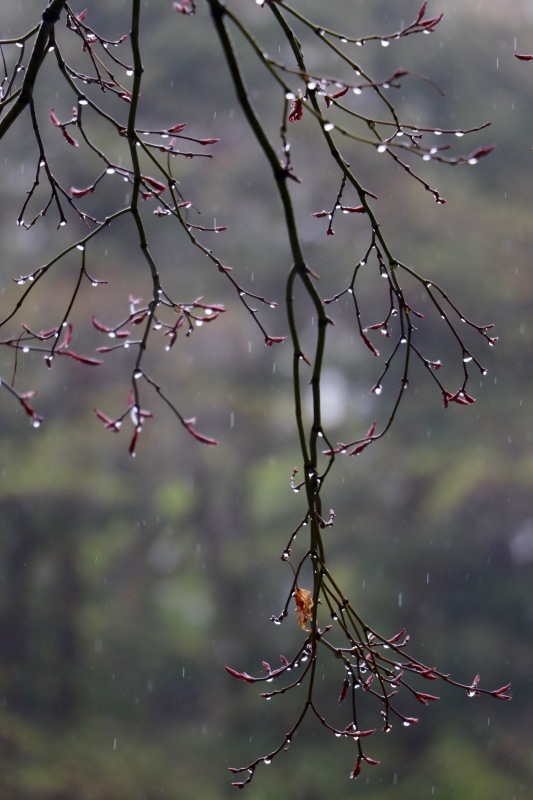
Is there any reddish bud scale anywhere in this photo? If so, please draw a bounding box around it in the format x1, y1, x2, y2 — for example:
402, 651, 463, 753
70, 186, 94, 198
129, 429, 138, 456
338, 678, 349, 705
348, 442, 369, 456
361, 331, 379, 357
468, 144, 495, 160
415, 0, 428, 23
94, 408, 120, 431
342, 205, 366, 213
173, 0, 194, 13
62, 128, 79, 147
350, 758, 362, 779
142, 175, 167, 193
387, 628, 406, 644
288, 97, 303, 123
330, 86, 349, 100
224, 665, 255, 683
92, 316, 113, 333
62, 351, 102, 365
414, 692, 440, 705
184, 421, 218, 445
264, 336, 287, 346
57, 323, 73, 350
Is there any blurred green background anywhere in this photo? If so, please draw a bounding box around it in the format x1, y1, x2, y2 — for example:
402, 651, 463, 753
0, 1, 532, 798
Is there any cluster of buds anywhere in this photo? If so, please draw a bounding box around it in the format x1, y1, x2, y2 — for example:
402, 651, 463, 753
225, 562, 511, 787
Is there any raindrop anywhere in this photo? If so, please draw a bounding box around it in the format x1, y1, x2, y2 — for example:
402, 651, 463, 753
285, 91, 295, 100
32, 419, 41, 429
352, 87, 362, 95
126, 69, 134, 77
77, 243, 85, 251
15, 42, 24, 48
402, 720, 411, 727
59, 220, 67, 227
455, 131, 465, 137
323, 122, 335, 132
377, 144, 387, 153
264, 759, 272, 765
133, 370, 142, 380
22, 347, 30, 353
106, 167, 116, 174
381, 40, 390, 47
463, 354, 472, 363
79, 98, 88, 105
373, 384, 382, 395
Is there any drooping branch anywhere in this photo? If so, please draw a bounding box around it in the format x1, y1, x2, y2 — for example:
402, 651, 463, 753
214, 0, 508, 787
0, 1, 510, 787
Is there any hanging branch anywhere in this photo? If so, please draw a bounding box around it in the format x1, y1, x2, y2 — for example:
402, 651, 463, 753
208, 0, 508, 787
0, 1, 284, 452
0, 0, 509, 787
